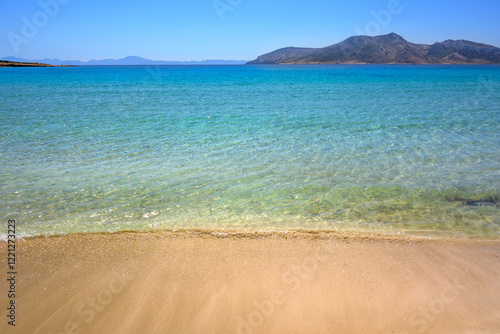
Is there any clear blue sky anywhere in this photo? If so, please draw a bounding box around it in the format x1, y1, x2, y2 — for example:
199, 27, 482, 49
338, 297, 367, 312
1, 0, 500, 61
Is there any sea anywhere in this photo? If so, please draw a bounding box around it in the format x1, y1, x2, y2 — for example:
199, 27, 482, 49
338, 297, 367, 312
1, 65, 499, 238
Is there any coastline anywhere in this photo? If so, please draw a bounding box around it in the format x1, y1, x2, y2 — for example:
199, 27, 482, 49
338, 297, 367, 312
1, 230, 499, 333
0, 60, 71, 67
8, 226, 500, 241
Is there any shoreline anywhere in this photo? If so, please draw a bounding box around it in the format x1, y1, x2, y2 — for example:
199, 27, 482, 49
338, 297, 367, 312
1, 231, 499, 333
5, 226, 499, 242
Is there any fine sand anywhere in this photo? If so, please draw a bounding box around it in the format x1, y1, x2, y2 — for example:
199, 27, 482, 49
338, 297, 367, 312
1, 230, 499, 333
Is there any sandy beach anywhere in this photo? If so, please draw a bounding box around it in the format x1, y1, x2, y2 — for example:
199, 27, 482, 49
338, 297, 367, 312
1, 231, 499, 333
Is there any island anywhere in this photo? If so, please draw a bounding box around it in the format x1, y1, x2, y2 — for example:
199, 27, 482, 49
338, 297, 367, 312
248, 33, 500, 65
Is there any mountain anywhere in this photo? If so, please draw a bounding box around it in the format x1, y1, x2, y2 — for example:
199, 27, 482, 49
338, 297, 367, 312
249, 47, 318, 64
247, 33, 500, 64
0, 56, 248, 66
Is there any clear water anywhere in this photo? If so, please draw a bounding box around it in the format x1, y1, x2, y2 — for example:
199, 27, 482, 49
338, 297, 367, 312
1, 65, 499, 237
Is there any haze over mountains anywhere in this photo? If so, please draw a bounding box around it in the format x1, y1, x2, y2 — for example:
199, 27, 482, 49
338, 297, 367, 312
0, 56, 247, 66
248, 33, 500, 64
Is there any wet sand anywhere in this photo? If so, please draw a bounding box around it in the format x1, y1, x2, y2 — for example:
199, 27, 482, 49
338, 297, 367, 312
1, 230, 499, 333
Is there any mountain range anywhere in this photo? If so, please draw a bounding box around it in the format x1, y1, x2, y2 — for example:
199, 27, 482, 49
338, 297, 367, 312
247, 33, 500, 64
0, 56, 248, 66
4, 34, 500, 66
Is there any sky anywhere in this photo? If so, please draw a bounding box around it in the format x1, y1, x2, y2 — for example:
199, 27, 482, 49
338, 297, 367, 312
1, 0, 500, 61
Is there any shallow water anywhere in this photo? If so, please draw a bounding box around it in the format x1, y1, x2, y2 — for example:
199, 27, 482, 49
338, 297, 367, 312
1, 65, 499, 237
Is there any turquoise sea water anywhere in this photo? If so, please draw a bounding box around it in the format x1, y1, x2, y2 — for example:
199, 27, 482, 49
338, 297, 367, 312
1, 65, 499, 238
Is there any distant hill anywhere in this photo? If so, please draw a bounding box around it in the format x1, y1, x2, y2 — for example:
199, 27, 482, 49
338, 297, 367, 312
0, 56, 248, 66
248, 33, 500, 64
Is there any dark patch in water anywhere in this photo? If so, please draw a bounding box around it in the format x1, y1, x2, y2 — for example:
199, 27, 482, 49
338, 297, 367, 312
463, 200, 498, 207
445, 195, 499, 207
